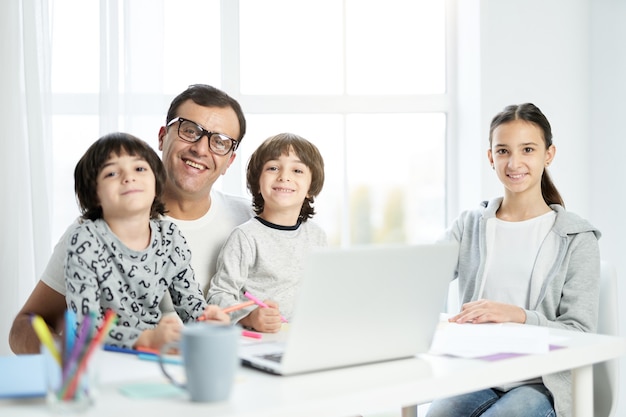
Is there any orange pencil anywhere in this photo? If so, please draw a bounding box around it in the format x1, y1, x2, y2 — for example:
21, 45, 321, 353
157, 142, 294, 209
222, 300, 256, 314
136, 346, 159, 355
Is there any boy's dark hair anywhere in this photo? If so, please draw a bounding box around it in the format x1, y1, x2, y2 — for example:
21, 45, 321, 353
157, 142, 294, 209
74, 132, 167, 220
166, 84, 247, 143
247, 133, 325, 222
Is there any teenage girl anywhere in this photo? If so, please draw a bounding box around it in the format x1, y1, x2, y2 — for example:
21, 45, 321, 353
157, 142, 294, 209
426, 103, 601, 417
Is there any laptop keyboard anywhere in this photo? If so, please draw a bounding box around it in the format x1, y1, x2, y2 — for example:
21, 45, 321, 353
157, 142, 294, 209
259, 352, 283, 363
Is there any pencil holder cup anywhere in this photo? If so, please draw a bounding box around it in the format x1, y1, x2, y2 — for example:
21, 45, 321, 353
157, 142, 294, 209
159, 322, 240, 402
42, 342, 99, 413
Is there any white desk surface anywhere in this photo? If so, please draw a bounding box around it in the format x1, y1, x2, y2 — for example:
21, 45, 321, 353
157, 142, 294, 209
1, 326, 625, 417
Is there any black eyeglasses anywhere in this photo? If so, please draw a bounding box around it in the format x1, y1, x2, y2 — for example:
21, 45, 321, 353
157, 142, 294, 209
166, 117, 239, 156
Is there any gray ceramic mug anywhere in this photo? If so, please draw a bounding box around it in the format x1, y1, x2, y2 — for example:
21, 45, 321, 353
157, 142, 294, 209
159, 322, 240, 402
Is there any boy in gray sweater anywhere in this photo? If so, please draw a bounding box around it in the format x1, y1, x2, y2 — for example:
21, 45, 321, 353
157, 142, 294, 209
65, 133, 228, 350
208, 133, 327, 333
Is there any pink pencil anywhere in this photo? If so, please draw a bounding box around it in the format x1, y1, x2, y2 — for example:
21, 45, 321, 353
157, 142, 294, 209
241, 330, 262, 339
243, 291, 288, 323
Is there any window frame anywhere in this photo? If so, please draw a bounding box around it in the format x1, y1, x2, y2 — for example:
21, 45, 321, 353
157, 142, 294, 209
49, 0, 458, 246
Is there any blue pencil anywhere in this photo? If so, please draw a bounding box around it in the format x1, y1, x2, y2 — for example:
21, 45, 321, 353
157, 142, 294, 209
62, 313, 91, 382
104, 345, 144, 355
137, 353, 183, 366
64, 310, 77, 364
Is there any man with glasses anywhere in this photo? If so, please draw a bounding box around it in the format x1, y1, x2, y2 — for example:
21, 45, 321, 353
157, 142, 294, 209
9, 84, 254, 354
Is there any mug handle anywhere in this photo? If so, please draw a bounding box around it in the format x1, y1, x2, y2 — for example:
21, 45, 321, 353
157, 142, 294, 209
158, 341, 186, 389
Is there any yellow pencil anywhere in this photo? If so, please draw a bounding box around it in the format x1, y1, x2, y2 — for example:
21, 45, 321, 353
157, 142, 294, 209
31, 315, 62, 366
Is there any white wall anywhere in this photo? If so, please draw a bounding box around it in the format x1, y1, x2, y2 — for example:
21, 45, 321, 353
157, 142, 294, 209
455, 0, 625, 415
590, 1, 626, 416
455, 0, 591, 215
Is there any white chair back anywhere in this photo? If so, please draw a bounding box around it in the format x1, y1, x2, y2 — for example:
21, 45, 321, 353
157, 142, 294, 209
594, 260, 619, 417
446, 278, 459, 314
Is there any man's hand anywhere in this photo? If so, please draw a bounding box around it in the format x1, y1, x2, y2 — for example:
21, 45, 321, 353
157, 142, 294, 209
9, 281, 67, 354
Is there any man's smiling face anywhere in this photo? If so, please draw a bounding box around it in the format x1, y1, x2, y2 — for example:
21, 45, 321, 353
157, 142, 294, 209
159, 99, 240, 201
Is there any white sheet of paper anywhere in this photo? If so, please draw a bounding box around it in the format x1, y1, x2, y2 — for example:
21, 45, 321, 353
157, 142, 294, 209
429, 321, 550, 358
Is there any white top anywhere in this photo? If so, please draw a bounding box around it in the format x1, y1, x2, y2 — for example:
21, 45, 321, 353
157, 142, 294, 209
480, 210, 556, 390
163, 191, 253, 293
481, 211, 556, 307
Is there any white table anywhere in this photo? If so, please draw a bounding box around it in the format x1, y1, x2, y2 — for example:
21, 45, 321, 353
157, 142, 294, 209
1, 327, 624, 417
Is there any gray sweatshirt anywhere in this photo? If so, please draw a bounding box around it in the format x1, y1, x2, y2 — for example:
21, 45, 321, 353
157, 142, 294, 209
207, 217, 327, 323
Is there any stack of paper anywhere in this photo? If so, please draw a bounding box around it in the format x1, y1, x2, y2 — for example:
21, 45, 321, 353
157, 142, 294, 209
429, 322, 550, 359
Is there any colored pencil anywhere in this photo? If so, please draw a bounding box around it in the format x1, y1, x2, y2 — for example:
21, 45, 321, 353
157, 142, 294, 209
64, 310, 77, 364
243, 291, 288, 323
62, 310, 117, 400
138, 353, 183, 366
103, 345, 159, 355
242, 330, 262, 339
31, 315, 61, 366
222, 300, 256, 314
61, 313, 92, 382
104, 345, 144, 355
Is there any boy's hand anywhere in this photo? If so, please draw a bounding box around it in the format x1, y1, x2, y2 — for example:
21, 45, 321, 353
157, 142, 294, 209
136, 315, 182, 351
199, 304, 231, 324
240, 300, 282, 333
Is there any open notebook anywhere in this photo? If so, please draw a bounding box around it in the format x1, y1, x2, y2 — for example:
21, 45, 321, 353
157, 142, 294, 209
239, 242, 459, 375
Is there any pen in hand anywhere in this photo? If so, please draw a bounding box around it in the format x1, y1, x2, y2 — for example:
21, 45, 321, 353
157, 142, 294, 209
243, 291, 288, 323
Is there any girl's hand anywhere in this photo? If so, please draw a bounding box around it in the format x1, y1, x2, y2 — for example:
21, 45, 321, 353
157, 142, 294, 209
239, 300, 282, 333
449, 299, 526, 324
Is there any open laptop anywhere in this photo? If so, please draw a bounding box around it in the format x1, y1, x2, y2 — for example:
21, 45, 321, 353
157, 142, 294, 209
239, 242, 459, 375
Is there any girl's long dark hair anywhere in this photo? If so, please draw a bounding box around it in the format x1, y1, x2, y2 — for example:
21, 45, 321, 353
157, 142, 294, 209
489, 103, 564, 207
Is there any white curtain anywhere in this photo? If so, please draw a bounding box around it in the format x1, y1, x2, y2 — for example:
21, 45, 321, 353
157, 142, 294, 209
0, 0, 52, 355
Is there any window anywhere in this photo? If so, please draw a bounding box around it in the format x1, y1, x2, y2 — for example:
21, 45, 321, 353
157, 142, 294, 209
50, 0, 451, 247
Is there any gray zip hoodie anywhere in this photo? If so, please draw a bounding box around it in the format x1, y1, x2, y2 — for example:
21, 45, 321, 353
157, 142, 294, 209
444, 197, 601, 417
